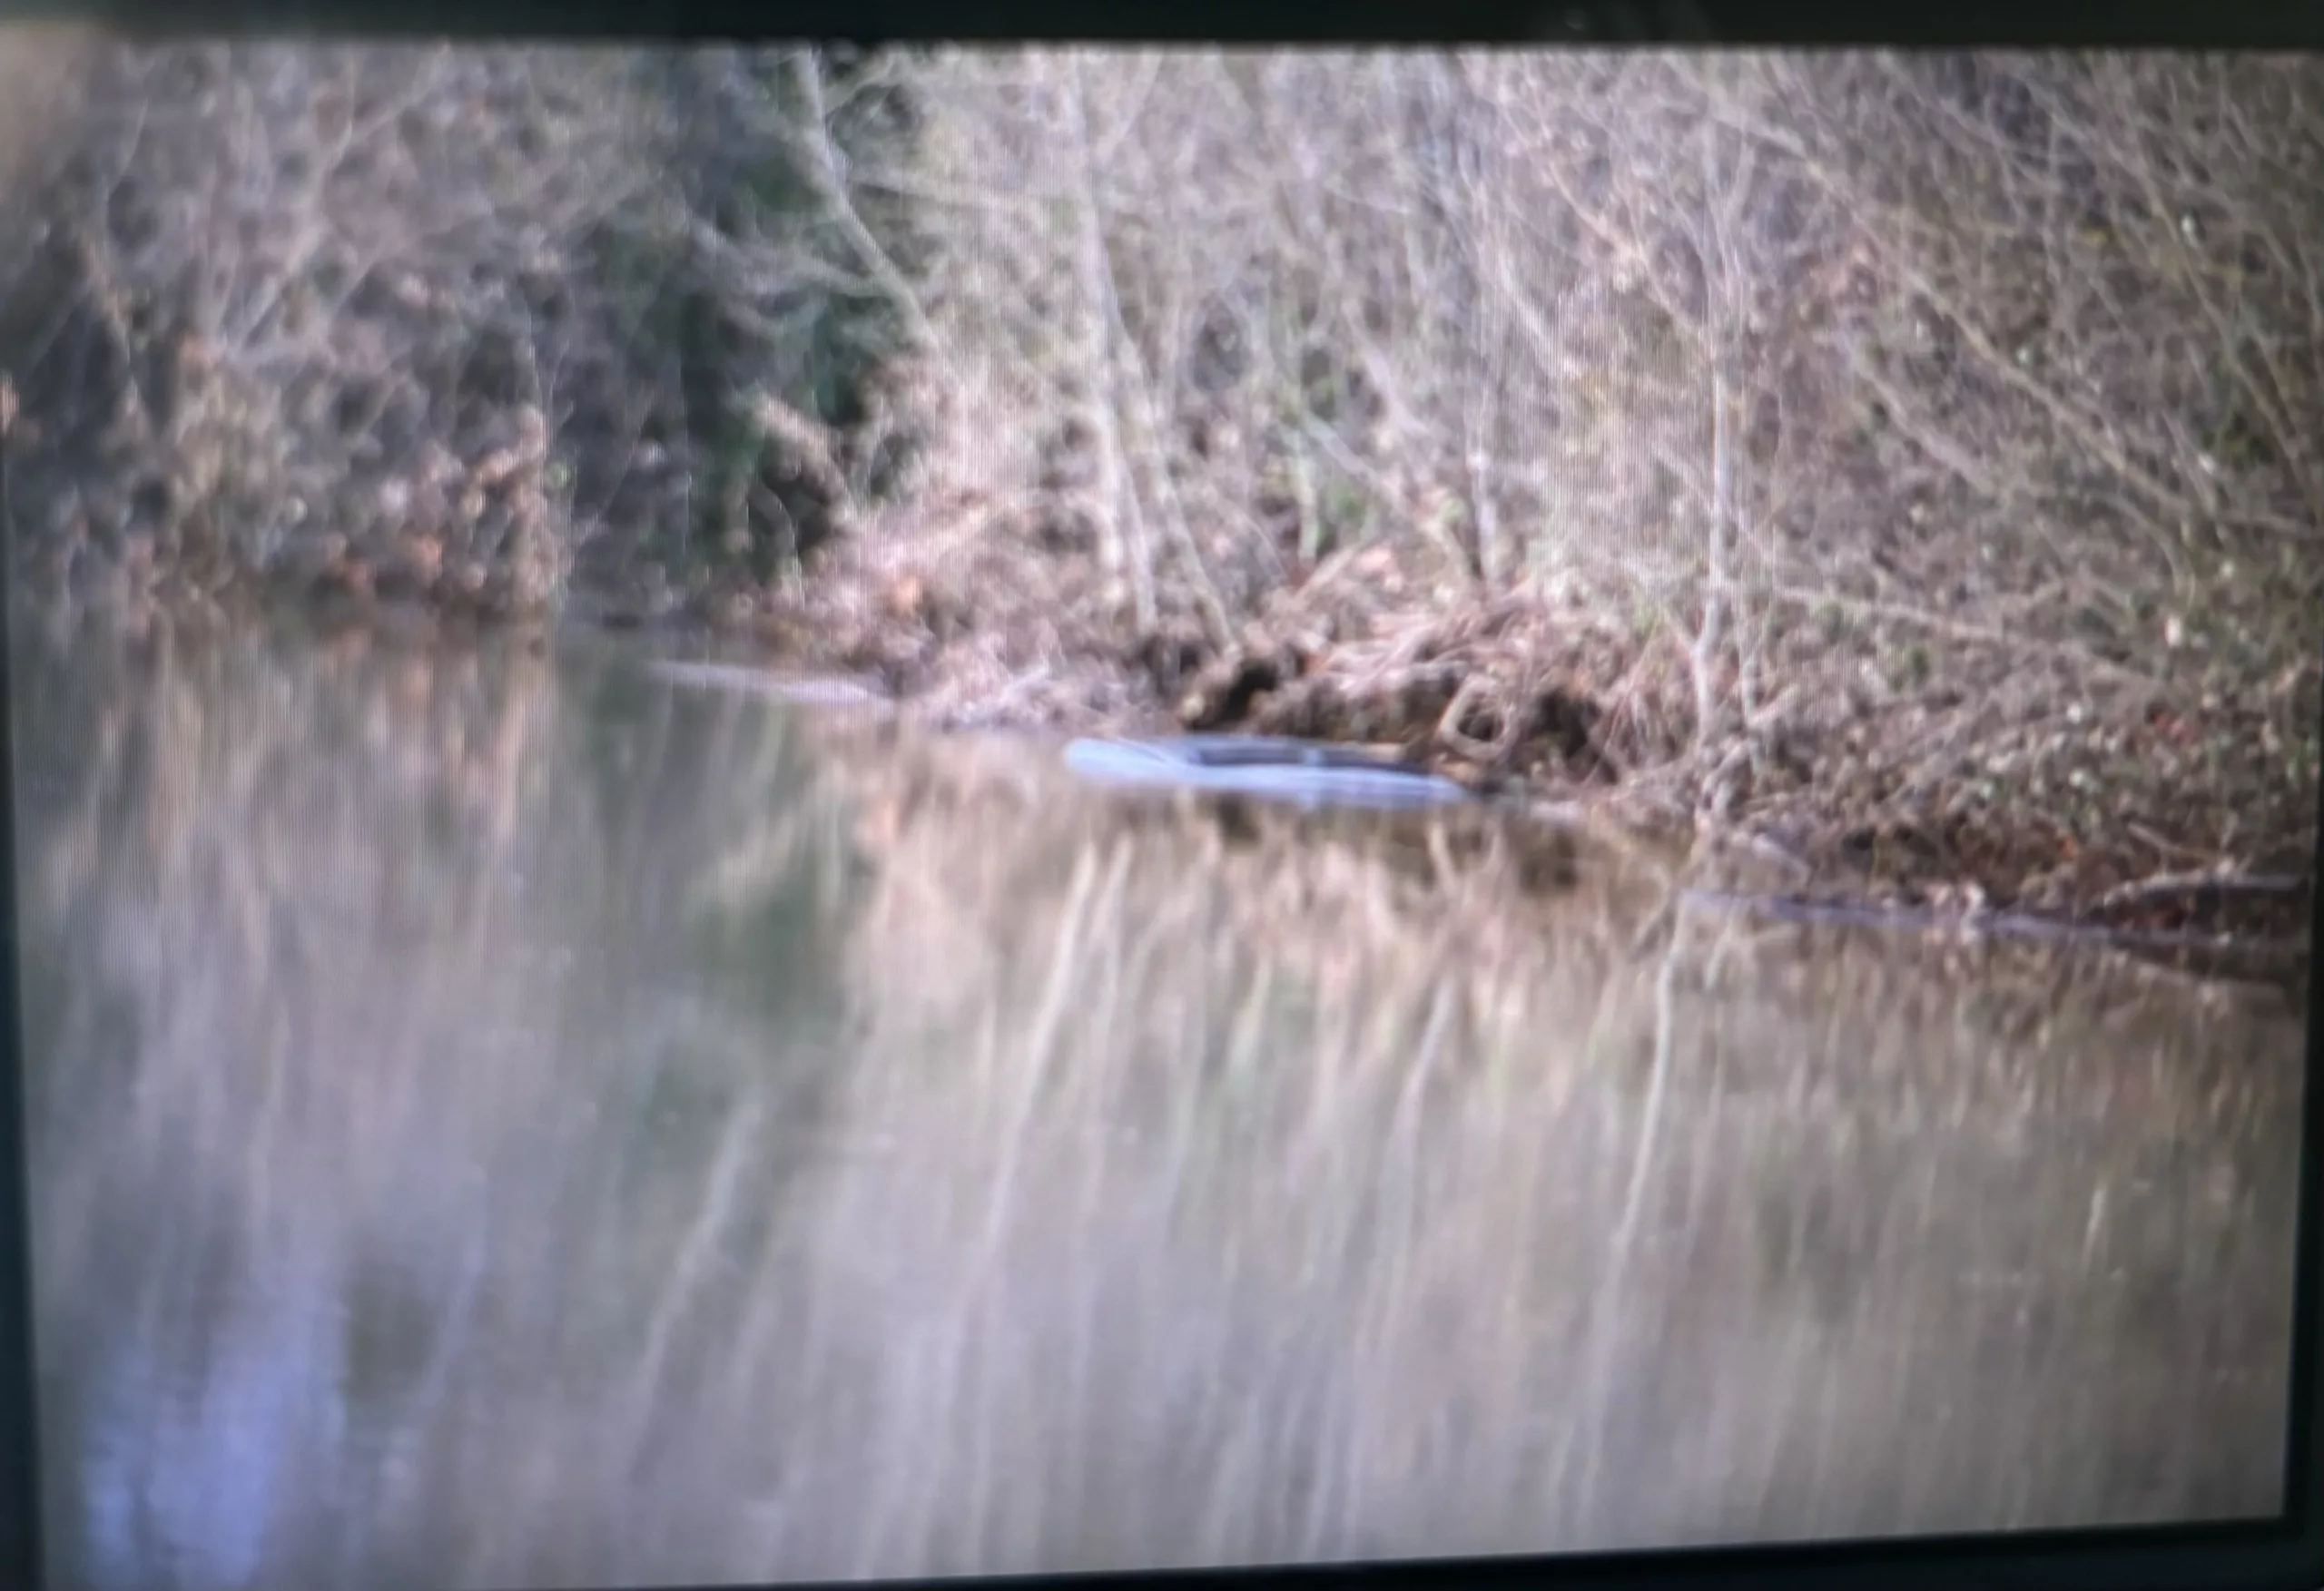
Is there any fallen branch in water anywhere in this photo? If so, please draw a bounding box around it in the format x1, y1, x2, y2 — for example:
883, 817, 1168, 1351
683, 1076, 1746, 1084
2089, 869, 2309, 915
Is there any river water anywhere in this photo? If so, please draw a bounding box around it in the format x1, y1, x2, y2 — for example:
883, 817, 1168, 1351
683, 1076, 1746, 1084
10, 612, 2309, 1589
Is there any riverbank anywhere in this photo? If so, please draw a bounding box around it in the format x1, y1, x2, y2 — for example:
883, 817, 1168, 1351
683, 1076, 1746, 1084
724, 488, 2319, 968
16, 545, 2317, 992
14, 437, 2319, 959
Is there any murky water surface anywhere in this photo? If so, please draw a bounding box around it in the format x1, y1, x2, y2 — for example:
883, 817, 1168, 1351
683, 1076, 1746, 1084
12, 615, 2307, 1589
